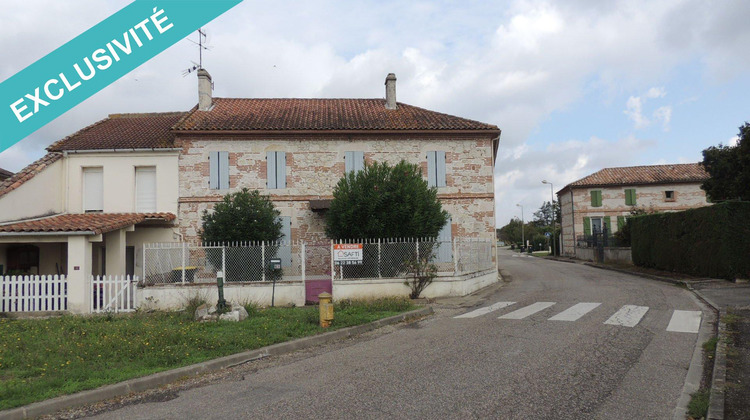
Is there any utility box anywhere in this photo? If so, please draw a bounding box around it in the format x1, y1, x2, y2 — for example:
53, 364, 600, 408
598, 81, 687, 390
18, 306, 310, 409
269, 258, 282, 270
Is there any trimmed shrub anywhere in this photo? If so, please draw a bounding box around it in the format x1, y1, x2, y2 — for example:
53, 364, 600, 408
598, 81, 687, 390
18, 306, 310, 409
630, 201, 750, 280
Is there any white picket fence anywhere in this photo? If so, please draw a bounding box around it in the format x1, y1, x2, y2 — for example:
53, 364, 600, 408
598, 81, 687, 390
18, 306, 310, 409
0, 275, 67, 312
91, 275, 137, 313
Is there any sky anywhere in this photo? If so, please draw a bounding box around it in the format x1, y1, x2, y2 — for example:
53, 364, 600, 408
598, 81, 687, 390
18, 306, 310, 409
1, 0, 749, 227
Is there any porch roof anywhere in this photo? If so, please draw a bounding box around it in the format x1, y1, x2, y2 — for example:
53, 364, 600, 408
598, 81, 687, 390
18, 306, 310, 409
0, 213, 176, 235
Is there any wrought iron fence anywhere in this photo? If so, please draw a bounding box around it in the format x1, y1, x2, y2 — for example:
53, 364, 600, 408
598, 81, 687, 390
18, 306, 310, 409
576, 228, 629, 249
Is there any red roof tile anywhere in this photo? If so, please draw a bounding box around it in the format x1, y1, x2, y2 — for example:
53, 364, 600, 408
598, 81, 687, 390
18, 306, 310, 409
173, 98, 500, 132
0, 213, 176, 235
47, 112, 187, 152
560, 163, 709, 192
0, 153, 62, 199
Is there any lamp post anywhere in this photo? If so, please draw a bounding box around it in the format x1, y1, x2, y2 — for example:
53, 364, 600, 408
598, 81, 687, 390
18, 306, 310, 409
542, 180, 556, 255
516, 203, 524, 249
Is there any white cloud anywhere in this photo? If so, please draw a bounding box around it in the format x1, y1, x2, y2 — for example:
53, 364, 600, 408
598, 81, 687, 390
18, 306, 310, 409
624, 96, 649, 128
646, 87, 667, 98
653, 105, 673, 131
728, 136, 740, 147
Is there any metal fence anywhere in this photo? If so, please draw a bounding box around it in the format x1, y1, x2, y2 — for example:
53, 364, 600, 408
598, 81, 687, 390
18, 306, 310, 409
143, 241, 303, 285
576, 229, 629, 249
143, 238, 495, 286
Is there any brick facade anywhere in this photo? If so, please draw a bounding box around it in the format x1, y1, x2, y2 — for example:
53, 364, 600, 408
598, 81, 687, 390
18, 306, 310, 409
175, 133, 496, 244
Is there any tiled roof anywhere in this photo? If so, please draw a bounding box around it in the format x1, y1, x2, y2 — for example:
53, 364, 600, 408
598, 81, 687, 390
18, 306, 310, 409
0, 153, 62, 199
0, 213, 176, 235
173, 98, 500, 132
0, 167, 13, 180
560, 163, 709, 192
47, 112, 187, 152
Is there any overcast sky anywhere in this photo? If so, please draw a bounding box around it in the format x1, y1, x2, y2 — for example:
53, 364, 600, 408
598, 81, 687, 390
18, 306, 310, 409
1, 0, 749, 226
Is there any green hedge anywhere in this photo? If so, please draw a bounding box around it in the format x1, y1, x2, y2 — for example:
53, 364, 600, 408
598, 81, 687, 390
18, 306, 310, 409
630, 201, 750, 280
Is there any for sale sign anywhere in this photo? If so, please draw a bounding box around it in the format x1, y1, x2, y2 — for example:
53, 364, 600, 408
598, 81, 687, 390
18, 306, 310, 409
334, 243, 363, 265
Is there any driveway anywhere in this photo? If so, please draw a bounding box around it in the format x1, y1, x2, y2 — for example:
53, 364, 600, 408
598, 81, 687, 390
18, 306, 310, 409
85, 248, 706, 419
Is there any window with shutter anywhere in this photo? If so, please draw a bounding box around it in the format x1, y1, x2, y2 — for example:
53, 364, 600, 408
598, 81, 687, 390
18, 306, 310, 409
591, 190, 602, 207
345, 151, 365, 174
427, 151, 446, 187
617, 216, 626, 231
135, 167, 156, 212
83, 167, 103, 212
435, 216, 453, 263
603, 216, 612, 234
267, 151, 286, 189
209, 151, 229, 190
583, 217, 591, 236
625, 188, 636, 205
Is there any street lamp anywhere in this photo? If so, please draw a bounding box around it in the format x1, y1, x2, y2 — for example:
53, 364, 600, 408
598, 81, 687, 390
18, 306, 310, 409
516, 203, 524, 249
542, 180, 556, 255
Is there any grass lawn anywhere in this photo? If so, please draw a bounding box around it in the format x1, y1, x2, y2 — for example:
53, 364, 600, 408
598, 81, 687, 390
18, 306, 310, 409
0, 297, 416, 410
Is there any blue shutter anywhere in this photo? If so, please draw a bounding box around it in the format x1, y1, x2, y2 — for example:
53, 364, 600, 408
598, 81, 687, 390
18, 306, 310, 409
267, 152, 276, 189
436, 216, 453, 263
345, 151, 354, 173
436, 151, 446, 187
219, 151, 229, 189
354, 151, 364, 172
209, 151, 219, 190
276, 152, 286, 189
278, 216, 292, 267
427, 151, 436, 187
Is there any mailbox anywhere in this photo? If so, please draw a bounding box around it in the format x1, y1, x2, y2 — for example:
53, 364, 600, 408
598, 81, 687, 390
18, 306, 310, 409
270, 258, 282, 270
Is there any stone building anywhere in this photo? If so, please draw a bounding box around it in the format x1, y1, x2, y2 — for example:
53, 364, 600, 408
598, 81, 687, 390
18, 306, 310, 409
174, 70, 501, 247
557, 163, 710, 257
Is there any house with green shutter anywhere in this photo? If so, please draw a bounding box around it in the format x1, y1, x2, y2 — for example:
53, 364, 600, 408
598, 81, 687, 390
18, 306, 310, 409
556, 163, 710, 257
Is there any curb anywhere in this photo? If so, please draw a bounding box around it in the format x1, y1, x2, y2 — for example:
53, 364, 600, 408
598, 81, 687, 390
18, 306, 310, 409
577, 261, 726, 419
0, 306, 433, 420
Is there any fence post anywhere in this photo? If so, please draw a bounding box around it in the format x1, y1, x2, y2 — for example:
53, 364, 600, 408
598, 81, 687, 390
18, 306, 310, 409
416, 239, 420, 262
453, 239, 459, 275
330, 240, 334, 284
142, 245, 146, 284
378, 238, 382, 278
301, 242, 306, 283
261, 241, 266, 282
222, 245, 227, 282
181, 242, 186, 284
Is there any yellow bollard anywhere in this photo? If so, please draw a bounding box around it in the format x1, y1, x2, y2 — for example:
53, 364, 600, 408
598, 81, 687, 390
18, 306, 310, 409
318, 292, 334, 328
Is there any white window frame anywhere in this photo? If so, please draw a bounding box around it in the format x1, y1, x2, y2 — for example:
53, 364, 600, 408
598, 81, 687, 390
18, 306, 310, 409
135, 166, 157, 213
82, 167, 103, 213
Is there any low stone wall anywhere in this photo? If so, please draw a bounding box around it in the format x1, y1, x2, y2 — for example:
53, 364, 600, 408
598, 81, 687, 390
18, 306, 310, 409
333, 269, 498, 300
137, 281, 306, 310
576, 247, 632, 264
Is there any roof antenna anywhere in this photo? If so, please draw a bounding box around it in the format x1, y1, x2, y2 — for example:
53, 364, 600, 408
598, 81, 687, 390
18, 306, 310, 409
182, 29, 210, 76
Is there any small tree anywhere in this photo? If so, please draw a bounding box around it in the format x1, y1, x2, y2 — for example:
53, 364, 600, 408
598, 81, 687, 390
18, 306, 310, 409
200, 189, 283, 282
326, 160, 448, 298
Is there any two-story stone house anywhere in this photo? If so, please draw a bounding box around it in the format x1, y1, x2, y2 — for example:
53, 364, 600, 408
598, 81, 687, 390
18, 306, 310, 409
0, 71, 500, 312
557, 163, 710, 257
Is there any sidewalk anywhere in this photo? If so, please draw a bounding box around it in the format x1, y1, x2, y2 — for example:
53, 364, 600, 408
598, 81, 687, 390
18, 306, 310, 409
545, 255, 750, 420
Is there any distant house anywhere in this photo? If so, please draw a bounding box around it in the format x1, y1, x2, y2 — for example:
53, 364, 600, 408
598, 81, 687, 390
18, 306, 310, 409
556, 163, 710, 257
0, 167, 12, 181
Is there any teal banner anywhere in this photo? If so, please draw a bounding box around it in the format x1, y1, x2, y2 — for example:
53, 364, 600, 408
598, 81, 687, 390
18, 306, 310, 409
0, 0, 242, 154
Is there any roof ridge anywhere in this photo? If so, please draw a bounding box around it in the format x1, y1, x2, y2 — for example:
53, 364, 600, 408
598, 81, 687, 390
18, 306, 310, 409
108, 111, 186, 119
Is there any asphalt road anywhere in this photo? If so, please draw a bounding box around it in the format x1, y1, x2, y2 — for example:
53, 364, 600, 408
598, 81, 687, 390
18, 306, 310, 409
87, 249, 705, 419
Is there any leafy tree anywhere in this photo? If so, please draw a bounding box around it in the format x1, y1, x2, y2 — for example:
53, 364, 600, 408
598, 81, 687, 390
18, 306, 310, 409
497, 217, 540, 247
201, 188, 283, 243
200, 189, 283, 283
533, 200, 561, 227
701, 122, 750, 201
326, 160, 449, 239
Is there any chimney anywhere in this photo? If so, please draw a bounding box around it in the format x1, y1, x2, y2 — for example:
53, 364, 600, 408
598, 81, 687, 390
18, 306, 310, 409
198, 68, 213, 111
385, 73, 397, 110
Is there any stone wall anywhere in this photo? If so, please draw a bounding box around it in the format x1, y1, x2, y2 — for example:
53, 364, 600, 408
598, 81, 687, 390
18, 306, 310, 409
176, 133, 497, 245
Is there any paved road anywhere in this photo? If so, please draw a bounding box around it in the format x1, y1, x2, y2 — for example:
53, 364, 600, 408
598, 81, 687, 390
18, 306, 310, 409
88, 249, 705, 419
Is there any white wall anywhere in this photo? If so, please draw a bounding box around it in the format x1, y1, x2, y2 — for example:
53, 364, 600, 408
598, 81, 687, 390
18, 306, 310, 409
66, 152, 179, 214
333, 269, 498, 300
138, 281, 305, 309
0, 159, 63, 223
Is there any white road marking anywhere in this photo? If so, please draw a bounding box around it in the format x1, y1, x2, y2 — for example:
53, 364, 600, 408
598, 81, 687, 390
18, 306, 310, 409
455, 301, 516, 319
548, 302, 601, 322
498, 302, 556, 319
666, 310, 702, 333
604, 305, 649, 327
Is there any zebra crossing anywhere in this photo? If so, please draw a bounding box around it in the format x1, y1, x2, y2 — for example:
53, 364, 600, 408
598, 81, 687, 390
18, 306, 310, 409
454, 301, 702, 333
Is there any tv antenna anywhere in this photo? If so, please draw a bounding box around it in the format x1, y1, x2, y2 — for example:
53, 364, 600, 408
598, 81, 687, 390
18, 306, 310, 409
182, 29, 211, 76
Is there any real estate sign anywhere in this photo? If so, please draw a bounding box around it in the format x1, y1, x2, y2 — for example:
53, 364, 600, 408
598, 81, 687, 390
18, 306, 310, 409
333, 244, 363, 265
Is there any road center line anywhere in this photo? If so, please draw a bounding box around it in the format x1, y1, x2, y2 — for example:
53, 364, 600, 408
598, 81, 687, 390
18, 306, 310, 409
455, 301, 516, 318
666, 310, 702, 333
548, 302, 601, 322
604, 305, 649, 327
498, 302, 556, 319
